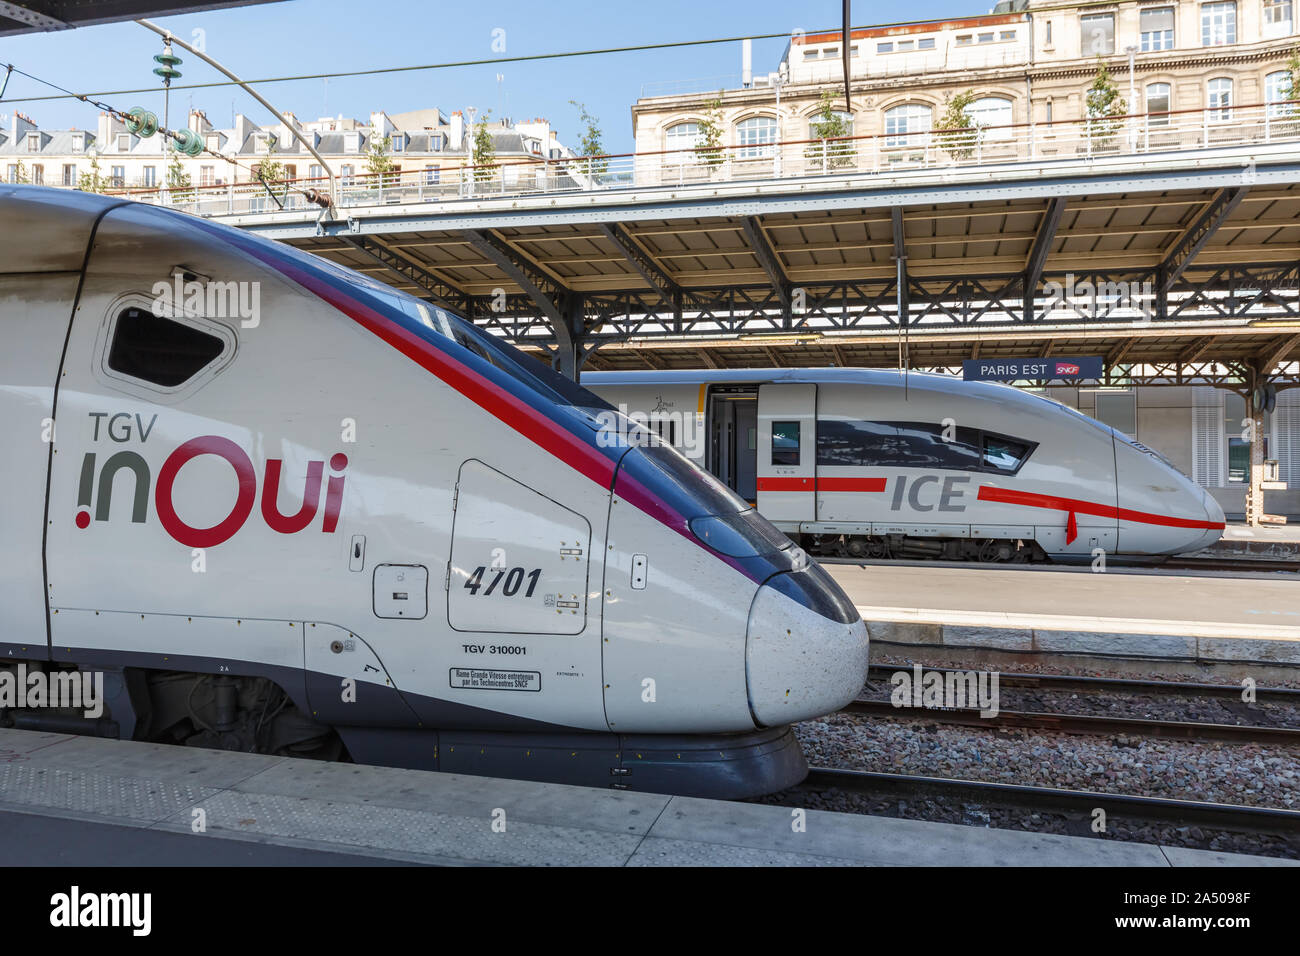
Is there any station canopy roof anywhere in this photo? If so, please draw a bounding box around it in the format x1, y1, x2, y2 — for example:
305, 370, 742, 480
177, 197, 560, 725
0, 1, 285, 37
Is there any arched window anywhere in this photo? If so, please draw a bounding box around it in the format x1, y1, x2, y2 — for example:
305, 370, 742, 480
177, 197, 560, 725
809, 110, 854, 139
969, 97, 1013, 141
1266, 70, 1294, 117
1145, 83, 1172, 126
735, 116, 778, 158
1207, 77, 1233, 121
665, 121, 702, 155
884, 103, 932, 147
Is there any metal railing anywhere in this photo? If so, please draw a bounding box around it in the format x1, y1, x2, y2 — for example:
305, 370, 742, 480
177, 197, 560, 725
97, 99, 1300, 218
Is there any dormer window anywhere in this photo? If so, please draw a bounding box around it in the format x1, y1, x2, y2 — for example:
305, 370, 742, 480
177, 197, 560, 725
431, 133, 444, 151
116, 133, 131, 151
344, 131, 361, 153
71, 133, 84, 152
205, 134, 221, 151
26, 133, 40, 152
391, 134, 405, 152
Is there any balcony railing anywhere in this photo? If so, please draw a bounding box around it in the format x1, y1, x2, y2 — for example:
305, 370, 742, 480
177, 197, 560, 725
94, 99, 1300, 218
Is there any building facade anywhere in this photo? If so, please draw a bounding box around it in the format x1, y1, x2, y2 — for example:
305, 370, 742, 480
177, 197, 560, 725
0, 106, 574, 197
627, 0, 1300, 515
632, 0, 1298, 164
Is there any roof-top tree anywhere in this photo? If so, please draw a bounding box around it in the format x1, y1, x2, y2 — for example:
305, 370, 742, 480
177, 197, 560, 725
806, 89, 855, 169
569, 100, 608, 177
365, 134, 397, 187
472, 111, 497, 183
1084, 57, 1127, 149
694, 94, 725, 170
934, 90, 978, 160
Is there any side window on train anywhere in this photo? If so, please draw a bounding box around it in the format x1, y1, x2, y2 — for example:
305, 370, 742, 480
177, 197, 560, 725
981, 433, 1034, 473
817, 420, 1036, 475
772, 421, 801, 465
102, 303, 233, 392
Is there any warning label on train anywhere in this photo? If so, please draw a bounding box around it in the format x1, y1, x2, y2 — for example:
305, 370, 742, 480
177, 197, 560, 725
449, 667, 541, 692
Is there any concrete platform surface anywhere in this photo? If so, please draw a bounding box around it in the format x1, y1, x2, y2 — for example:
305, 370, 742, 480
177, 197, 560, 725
828, 563, 1300, 665
1202, 523, 1300, 561
0, 729, 1293, 867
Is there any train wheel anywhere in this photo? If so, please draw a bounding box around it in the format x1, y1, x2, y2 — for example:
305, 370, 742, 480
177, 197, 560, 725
844, 536, 870, 559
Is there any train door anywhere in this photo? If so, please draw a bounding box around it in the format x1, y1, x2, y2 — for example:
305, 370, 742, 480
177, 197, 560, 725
444, 459, 605, 727
0, 273, 82, 657
707, 387, 758, 503
757, 383, 817, 523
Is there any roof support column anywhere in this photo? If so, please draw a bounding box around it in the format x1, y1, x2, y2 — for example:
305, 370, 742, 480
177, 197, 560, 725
599, 222, 683, 326
552, 292, 590, 381
460, 227, 596, 380
740, 216, 792, 322
1156, 187, 1249, 311
892, 206, 909, 369
1023, 197, 1064, 323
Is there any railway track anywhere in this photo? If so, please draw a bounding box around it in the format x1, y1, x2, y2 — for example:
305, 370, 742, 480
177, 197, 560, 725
856, 665, 1300, 743
822, 555, 1299, 574
843, 697, 1300, 744
800, 767, 1300, 837
865, 664, 1300, 704
1162, 557, 1300, 573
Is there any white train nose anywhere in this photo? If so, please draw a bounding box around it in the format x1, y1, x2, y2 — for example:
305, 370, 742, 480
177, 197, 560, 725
744, 570, 869, 727
1196, 489, 1227, 549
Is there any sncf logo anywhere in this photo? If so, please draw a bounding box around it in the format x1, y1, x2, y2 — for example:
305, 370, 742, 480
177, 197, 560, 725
1055, 362, 1081, 376
74, 412, 346, 548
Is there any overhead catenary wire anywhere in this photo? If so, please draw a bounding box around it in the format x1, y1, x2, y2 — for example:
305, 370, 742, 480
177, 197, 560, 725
0, 60, 330, 209
0, 27, 827, 105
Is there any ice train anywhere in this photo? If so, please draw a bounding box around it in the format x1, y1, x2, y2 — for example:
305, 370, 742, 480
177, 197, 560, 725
586, 369, 1226, 563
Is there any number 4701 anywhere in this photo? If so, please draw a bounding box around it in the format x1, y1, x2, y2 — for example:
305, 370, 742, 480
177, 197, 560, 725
464, 566, 542, 597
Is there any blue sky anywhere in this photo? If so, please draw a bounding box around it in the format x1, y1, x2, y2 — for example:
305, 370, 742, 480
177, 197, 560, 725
1, 0, 977, 152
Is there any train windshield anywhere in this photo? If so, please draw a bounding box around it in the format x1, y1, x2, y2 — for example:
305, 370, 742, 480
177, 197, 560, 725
371, 287, 612, 412
628, 443, 796, 558
689, 511, 794, 558
297, 248, 612, 414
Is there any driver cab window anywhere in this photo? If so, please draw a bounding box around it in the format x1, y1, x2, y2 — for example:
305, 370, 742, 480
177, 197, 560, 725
107, 307, 226, 388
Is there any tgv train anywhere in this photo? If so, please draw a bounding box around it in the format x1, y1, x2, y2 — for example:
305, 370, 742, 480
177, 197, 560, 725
0, 187, 868, 798
586, 369, 1226, 563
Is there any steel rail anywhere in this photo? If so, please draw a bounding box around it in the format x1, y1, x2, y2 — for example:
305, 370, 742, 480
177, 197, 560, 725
842, 697, 1300, 744
864, 664, 1300, 703
801, 766, 1300, 836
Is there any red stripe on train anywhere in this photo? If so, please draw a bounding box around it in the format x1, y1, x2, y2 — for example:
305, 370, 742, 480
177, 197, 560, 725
819, 477, 888, 492
756, 477, 887, 492
976, 485, 1225, 531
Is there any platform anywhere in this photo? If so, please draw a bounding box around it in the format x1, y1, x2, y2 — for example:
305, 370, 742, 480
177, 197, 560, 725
0, 728, 1291, 867
1200, 523, 1300, 562
827, 563, 1300, 667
